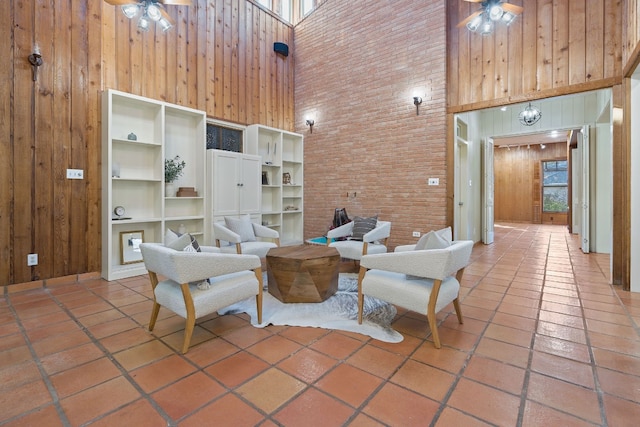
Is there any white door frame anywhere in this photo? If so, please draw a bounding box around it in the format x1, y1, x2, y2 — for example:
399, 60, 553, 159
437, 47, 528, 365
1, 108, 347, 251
482, 137, 495, 244
454, 138, 470, 240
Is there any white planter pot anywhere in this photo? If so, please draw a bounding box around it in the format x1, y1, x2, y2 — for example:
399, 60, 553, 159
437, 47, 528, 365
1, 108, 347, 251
165, 183, 175, 197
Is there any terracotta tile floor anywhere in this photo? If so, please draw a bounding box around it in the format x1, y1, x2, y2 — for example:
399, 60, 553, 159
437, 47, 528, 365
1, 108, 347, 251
2, 223, 640, 426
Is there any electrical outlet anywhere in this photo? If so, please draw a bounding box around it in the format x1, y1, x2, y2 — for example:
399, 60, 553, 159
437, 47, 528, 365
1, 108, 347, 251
66, 169, 84, 179
412, 231, 421, 237
428, 178, 439, 186
27, 253, 38, 266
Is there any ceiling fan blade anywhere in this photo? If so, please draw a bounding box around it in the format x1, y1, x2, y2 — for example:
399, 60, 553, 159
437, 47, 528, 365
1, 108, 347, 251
457, 10, 482, 28
159, 6, 176, 26
502, 3, 524, 15
104, 0, 138, 5
159, 0, 192, 5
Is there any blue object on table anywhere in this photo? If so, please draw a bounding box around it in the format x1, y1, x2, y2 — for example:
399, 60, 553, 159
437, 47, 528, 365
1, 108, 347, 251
306, 236, 334, 245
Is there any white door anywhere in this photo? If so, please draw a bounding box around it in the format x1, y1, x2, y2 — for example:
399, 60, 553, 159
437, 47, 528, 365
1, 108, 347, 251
239, 155, 261, 214
213, 151, 241, 216
571, 147, 581, 234
454, 138, 470, 240
482, 138, 495, 244
580, 125, 590, 253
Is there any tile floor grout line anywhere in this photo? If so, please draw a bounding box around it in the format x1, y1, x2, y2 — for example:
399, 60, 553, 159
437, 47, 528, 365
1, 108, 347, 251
43, 282, 180, 427
5, 288, 72, 427
428, 226, 536, 427
515, 227, 551, 427
566, 233, 609, 427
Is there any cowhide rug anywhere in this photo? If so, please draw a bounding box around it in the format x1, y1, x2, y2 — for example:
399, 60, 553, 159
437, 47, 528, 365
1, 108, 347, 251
218, 273, 403, 343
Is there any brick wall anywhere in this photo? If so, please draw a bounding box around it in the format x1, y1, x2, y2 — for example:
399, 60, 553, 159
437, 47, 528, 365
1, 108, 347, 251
294, 0, 448, 247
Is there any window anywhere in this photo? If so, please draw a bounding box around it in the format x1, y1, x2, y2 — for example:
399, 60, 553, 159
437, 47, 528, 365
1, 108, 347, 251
542, 160, 568, 212
302, 0, 314, 16
280, 0, 291, 22
206, 123, 243, 153
257, 0, 271, 8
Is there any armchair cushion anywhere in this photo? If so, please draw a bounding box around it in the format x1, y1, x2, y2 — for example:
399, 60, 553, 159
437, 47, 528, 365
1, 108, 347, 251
224, 214, 256, 242
166, 232, 201, 252
351, 215, 378, 241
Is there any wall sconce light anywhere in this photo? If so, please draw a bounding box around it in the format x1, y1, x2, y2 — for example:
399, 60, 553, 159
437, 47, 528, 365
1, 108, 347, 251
306, 119, 315, 134
413, 96, 422, 115
28, 53, 43, 81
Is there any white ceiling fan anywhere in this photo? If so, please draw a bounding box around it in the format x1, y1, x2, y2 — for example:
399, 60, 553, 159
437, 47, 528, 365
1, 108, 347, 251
457, 0, 523, 35
104, 0, 191, 32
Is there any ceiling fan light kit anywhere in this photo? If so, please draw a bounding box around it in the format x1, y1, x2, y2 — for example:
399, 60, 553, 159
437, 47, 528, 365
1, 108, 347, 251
105, 0, 191, 33
458, 0, 523, 36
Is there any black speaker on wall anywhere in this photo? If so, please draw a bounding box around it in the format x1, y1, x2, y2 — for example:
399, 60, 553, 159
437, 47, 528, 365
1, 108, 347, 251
274, 42, 289, 57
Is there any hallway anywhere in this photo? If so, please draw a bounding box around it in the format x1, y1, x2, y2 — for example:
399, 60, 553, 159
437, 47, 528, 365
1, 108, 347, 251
1, 223, 639, 426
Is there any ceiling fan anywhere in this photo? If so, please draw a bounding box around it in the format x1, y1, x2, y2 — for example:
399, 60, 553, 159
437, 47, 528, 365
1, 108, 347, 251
104, 0, 191, 32
457, 0, 523, 35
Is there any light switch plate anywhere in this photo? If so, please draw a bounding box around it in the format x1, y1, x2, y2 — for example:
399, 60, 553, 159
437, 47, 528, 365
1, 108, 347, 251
428, 178, 439, 186
67, 169, 84, 179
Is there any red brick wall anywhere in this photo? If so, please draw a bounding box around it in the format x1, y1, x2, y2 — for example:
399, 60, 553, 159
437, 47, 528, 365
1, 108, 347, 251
293, 0, 448, 247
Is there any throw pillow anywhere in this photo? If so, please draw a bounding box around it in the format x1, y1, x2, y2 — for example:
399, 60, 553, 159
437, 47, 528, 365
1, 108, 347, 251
414, 229, 451, 251
224, 215, 256, 242
351, 215, 378, 241
183, 234, 201, 253
436, 226, 452, 243
165, 228, 181, 245
165, 233, 202, 252
165, 233, 192, 251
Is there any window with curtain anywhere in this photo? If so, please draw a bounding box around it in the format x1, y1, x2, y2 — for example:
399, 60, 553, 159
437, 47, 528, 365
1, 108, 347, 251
542, 160, 568, 212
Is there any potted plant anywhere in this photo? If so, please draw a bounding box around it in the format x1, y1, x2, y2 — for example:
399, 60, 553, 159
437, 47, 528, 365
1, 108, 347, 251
164, 155, 186, 197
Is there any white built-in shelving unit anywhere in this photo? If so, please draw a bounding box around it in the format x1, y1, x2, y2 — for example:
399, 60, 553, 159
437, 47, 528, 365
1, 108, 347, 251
101, 89, 205, 280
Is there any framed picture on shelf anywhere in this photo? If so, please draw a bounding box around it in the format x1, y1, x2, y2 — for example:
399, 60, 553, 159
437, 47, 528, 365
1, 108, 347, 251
262, 171, 269, 185
120, 230, 144, 265
282, 172, 291, 185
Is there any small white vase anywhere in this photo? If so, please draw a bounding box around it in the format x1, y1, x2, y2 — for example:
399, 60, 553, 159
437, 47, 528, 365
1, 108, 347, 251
165, 183, 175, 197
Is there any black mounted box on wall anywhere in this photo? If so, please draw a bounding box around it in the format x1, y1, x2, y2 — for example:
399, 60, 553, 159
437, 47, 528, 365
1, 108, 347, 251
274, 42, 289, 57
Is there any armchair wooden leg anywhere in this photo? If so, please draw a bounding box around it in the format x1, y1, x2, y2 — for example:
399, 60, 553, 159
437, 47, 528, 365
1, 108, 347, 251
427, 279, 443, 349
148, 303, 161, 331
453, 298, 464, 324
254, 267, 263, 324
357, 266, 367, 324
180, 283, 197, 354
182, 316, 196, 354
147, 272, 160, 331
427, 309, 441, 349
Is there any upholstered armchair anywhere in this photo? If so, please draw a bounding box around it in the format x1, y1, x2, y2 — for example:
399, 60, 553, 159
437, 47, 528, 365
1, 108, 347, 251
139, 242, 263, 353
326, 217, 391, 261
357, 239, 474, 348
213, 215, 280, 258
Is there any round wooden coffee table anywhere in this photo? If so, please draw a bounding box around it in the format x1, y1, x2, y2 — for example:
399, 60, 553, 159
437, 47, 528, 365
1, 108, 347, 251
266, 245, 340, 303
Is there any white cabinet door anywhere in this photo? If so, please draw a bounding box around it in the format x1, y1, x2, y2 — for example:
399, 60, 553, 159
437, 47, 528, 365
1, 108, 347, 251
239, 155, 261, 214
212, 151, 241, 216
210, 150, 261, 217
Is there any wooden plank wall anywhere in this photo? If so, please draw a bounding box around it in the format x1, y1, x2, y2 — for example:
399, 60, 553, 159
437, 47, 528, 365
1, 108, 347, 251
1, 0, 294, 286
101, 0, 294, 127
494, 143, 567, 223
447, 0, 622, 110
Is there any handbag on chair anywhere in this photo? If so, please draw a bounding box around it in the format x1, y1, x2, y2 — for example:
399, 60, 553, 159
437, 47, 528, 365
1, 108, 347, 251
332, 208, 351, 228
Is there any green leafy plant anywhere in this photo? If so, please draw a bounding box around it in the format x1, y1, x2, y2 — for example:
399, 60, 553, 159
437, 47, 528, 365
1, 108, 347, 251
165, 156, 186, 183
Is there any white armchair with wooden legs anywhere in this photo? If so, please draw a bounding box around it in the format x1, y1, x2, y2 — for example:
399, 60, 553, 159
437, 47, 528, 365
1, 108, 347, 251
357, 240, 474, 348
213, 220, 280, 258
139, 243, 263, 353
326, 219, 391, 261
